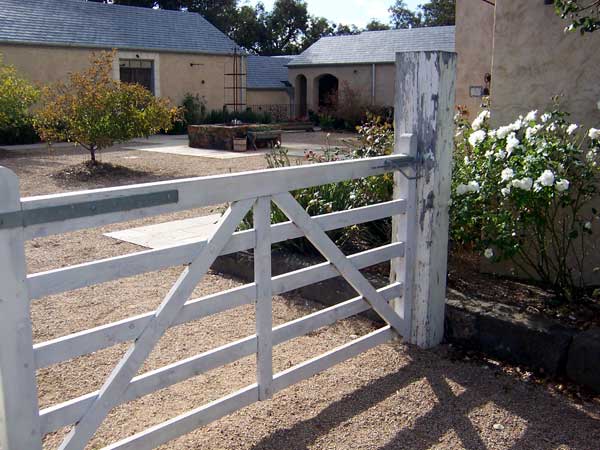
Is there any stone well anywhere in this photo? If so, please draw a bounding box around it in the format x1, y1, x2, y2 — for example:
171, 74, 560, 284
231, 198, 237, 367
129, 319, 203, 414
188, 124, 252, 151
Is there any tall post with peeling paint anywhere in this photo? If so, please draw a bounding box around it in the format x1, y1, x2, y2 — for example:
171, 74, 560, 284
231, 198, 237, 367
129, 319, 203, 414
391, 51, 457, 348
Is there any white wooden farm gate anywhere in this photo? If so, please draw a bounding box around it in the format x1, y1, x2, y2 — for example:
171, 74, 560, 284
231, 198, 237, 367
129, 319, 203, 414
0, 51, 455, 450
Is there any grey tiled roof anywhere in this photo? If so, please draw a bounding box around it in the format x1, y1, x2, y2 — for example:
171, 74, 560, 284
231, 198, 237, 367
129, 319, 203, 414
247, 55, 294, 89
288, 26, 455, 66
0, 0, 240, 55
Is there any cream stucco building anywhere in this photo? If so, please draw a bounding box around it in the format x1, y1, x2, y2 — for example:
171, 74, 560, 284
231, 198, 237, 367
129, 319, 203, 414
0, 0, 247, 112
456, 0, 600, 128
286, 27, 456, 118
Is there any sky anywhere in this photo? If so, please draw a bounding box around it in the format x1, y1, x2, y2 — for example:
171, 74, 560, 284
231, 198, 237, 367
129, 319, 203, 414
247, 0, 421, 28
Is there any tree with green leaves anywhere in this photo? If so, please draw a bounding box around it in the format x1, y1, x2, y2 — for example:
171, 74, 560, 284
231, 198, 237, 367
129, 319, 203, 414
555, 0, 600, 33
34, 51, 179, 163
389, 0, 422, 28
0, 56, 39, 130
365, 19, 391, 31
389, 0, 455, 29
263, 0, 309, 54
420, 0, 455, 26
334, 23, 361, 35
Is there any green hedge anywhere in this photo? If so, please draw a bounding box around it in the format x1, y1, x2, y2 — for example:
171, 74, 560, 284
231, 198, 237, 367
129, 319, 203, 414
0, 122, 41, 146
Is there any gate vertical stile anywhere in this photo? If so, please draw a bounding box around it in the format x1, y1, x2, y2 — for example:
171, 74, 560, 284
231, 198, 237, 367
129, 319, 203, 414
254, 196, 273, 400
0, 168, 42, 450
391, 133, 418, 339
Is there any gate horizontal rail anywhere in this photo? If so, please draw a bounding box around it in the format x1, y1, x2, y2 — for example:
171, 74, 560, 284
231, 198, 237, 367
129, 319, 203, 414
14, 154, 412, 239
27, 199, 406, 299
0, 50, 455, 450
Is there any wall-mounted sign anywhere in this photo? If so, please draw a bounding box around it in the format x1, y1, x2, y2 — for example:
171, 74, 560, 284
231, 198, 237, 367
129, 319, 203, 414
470, 86, 484, 98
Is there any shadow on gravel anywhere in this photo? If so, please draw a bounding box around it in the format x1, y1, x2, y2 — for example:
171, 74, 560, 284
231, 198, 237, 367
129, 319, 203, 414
251, 347, 600, 450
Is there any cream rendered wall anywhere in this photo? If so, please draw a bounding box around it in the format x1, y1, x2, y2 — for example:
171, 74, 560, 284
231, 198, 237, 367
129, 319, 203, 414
373, 64, 396, 107
0, 44, 96, 87
455, 0, 494, 119
288, 63, 395, 114
159, 52, 241, 110
0, 43, 235, 111
491, 1, 600, 129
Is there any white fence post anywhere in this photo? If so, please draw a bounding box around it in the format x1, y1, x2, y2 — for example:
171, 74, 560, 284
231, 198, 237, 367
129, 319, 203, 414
0, 167, 42, 450
391, 51, 457, 348
254, 196, 273, 400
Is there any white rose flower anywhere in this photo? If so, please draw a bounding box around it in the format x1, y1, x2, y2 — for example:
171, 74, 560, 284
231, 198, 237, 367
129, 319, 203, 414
501, 187, 511, 196
488, 129, 497, 139
541, 113, 551, 123
496, 149, 507, 159
525, 125, 542, 140
464, 156, 470, 165
468, 130, 487, 147
512, 177, 533, 191
566, 124, 578, 135
467, 180, 481, 193
506, 133, 520, 153
501, 168, 514, 181
584, 222, 592, 231
537, 169, 555, 187
496, 126, 512, 139
524, 110, 537, 122
547, 123, 557, 132
589, 128, 600, 140
484, 248, 494, 259
555, 179, 570, 192
471, 110, 490, 131
507, 119, 523, 132
485, 150, 494, 158
456, 184, 468, 195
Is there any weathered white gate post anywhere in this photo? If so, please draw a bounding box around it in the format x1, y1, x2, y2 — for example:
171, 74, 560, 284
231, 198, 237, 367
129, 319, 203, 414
0, 167, 42, 449
391, 51, 456, 348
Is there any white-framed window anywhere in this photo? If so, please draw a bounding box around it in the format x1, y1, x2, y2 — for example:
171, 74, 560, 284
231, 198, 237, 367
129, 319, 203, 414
113, 51, 160, 97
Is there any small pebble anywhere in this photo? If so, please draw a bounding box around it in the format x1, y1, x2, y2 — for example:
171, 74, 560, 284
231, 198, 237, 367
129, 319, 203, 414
493, 423, 505, 431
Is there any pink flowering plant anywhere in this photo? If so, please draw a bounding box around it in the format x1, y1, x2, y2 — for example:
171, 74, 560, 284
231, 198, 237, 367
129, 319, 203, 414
452, 103, 600, 300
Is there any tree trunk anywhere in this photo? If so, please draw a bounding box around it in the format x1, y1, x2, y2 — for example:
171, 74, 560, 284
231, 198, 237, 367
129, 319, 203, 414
90, 146, 97, 164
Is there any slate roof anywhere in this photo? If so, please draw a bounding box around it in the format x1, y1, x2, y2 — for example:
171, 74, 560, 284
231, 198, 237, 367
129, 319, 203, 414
288, 26, 455, 66
0, 0, 240, 55
247, 55, 294, 90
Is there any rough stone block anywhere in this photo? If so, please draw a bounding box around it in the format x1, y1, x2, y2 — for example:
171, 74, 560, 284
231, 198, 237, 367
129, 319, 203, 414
445, 291, 574, 375
566, 327, 600, 393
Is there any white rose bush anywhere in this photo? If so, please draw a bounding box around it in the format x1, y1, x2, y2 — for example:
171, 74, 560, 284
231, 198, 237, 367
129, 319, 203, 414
452, 105, 600, 300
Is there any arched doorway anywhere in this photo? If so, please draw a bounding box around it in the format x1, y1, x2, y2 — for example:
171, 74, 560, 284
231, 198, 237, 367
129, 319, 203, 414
317, 74, 339, 110
295, 74, 307, 118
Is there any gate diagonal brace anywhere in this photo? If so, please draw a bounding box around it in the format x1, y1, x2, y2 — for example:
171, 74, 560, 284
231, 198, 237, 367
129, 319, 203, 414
272, 192, 407, 337
57, 198, 254, 450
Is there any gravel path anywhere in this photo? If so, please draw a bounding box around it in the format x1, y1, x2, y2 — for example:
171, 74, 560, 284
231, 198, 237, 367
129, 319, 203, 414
0, 143, 598, 450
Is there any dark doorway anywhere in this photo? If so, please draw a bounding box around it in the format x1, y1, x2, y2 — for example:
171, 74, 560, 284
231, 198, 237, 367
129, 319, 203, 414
119, 59, 154, 94
295, 74, 308, 118
318, 74, 339, 109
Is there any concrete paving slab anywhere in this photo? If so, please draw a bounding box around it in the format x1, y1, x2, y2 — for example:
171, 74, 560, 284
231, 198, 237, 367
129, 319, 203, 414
105, 214, 222, 249
123, 144, 269, 159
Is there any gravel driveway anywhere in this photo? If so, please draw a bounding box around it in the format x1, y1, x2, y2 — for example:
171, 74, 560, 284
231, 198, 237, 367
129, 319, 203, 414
0, 143, 598, 450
